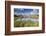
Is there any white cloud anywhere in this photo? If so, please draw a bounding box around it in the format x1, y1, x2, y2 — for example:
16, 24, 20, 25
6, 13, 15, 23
14, 9, 39, 16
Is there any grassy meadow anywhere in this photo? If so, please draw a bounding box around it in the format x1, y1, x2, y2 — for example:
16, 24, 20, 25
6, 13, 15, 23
14, 16, 39, 27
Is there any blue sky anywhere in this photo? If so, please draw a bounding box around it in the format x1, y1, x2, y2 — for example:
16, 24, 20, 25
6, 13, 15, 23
14, 8, 39, 15
14, 8, 33, 13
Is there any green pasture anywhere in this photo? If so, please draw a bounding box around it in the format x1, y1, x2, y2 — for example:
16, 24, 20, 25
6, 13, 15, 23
14, 16, 39, 27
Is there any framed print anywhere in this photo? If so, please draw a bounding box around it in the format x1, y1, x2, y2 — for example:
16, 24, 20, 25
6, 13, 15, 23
5, 1, 45, 35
